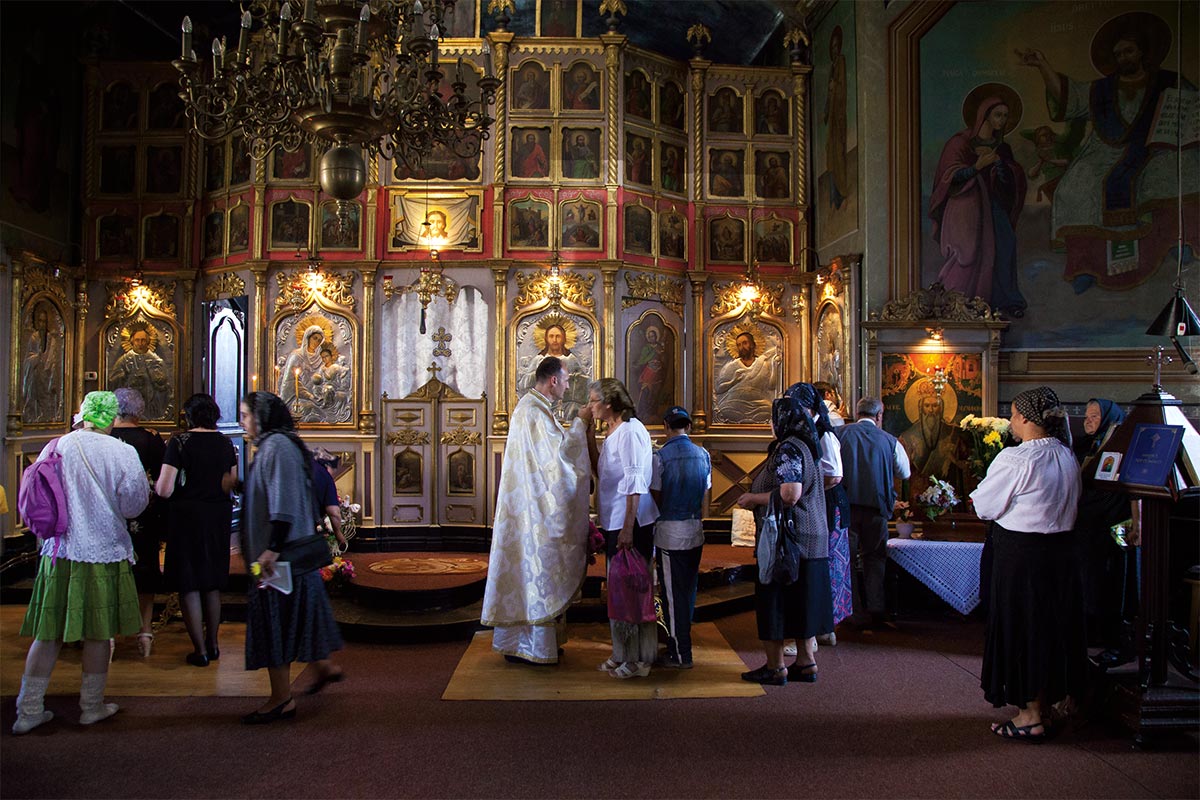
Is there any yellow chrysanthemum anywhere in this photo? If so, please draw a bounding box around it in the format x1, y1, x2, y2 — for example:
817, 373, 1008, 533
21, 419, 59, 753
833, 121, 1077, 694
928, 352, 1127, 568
983, 430, 1001, 446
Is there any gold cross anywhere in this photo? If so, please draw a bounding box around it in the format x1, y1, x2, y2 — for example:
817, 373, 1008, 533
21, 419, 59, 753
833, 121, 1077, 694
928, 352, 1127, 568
432, 326, 453, 358
426, 361, 443, 378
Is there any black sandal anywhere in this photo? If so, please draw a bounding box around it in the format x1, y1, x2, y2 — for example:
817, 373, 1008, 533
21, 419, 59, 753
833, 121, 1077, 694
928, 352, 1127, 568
788, 661, 818, 683
991, 720, 1046, 743
241, 697, 297, 725
741, 665, 787, 686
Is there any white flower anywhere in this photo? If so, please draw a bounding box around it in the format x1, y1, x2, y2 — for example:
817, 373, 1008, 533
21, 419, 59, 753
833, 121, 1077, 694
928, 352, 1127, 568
350, 503, 361, 513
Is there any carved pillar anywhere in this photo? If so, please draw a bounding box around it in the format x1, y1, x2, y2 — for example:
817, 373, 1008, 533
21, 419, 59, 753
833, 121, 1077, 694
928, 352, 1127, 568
689, 58, 710, 269
491, 264, 510, 434
600, 33, 627, 186
74, 278, 89, 413
490, 31, 515, 187
688, 271, 709, 432
251, 263, 268, 387
601, 261, 618, 376
790, 63, 812, 209
359, 265, 377, 433
365, 159, 379, 261
252, 159, 267, 260
181, 277, 195, 401
7, 257, 24, 436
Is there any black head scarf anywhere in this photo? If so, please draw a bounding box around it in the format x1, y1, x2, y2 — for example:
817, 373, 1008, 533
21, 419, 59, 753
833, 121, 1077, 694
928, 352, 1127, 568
1013, 386, 1072, 448
1075, 398, 1126, 461
770, 392, 820, 460
786, 381, 834, 439
245, 391, 311, 463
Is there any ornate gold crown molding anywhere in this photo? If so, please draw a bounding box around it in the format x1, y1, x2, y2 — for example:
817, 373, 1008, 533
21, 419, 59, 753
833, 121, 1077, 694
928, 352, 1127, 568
204, 272, 246, 301
622, 272, 685, 313
104, 280, 177, 320
873, 281, 1005, 323
274, 269, 356, 313
514, 269, 596, 310
711, 279, 786, 318
21, 264, 70, 305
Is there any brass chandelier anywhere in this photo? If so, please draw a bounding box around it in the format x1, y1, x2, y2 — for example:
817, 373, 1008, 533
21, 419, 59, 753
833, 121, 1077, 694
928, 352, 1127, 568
174, 0, 500, 217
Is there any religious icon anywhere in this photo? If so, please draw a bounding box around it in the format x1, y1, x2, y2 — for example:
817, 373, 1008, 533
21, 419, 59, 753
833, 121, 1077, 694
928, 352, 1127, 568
393, 140, 480, 181
659, 81, 685, 130
512, 63, 550, 110
708, 149, 744, 197
102, 82, 139, 131
320, 201, 361, 250
507, 197, 551, 249
447, 450, 475, 495
560, 197, 601, 250
270, 200, 310, 248
562, 63, 600, 111
228, 204, 250, 253
107, 318, 174, 422
814, 304, 845, 404
21, 299, 66, 426
143, 214, 180, 260
272, 144, 312, 181
147, 83, 185, 129
230, 136, 251, 185
624, 133, 652, 186
515, 312, 594, 423
275, 312, 354, 425
511, 127, 551, 179
624, 205, 652, 255
541, 0, 576, 36
205, 142, 226, 192
660, 142, 685, 194
753, 216, 792, 264
561, 128, 600, 180
712, 319, 783, 426
624, 70, 651, 120
203, 211, 224, 259
394, 449, 423, 494
754, 90, 789, 135
98, 214, 136, 260
145, 145, 183, 195
627, 313, 676, 422
658, 210, 686, 261
708, 216, 745, 263
755, 150, 791, 199
100, 145, 136, 195
707, 87, 743, 133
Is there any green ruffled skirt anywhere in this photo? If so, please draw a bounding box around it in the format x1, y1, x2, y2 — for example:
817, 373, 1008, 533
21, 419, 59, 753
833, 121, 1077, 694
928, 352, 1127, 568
20, 557, 141, 642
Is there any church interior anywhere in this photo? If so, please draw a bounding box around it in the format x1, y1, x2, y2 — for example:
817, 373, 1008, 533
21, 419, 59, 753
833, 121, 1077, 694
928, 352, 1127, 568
2, 0, 1199, 795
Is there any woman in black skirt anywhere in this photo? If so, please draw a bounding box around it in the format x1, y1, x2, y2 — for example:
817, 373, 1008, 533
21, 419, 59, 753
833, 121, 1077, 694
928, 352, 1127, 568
971, 386, 1082, 742
156, 394, 238, 666
238, 392, 343, 724
110, 388, 166, 657
737, 393, 833, 686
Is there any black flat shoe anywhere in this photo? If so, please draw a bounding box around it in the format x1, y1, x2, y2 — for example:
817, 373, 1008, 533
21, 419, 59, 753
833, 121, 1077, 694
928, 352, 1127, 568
241, 698, 296, 725
206, 648, 220, 661
185, 651, 209, 667
788, 661, 818, 683
741, 665, 787, 686
305, 670, 346, 695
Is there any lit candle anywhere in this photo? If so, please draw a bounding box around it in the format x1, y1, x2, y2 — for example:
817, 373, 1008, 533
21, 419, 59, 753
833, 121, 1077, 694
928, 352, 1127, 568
181, 16, 193, 61
278, 2, 291, 56
251, 374, 258, 391
355, 3, 369, 52
237, 10, 252, 63
294, 367, 301, 400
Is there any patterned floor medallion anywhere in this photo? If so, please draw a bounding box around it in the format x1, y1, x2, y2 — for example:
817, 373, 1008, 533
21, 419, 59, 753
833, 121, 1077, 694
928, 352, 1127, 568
368, 556, 489, 575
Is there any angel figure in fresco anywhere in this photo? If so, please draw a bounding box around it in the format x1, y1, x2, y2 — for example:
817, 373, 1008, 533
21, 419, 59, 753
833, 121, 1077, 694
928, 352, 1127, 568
1020, 121, 1086, 202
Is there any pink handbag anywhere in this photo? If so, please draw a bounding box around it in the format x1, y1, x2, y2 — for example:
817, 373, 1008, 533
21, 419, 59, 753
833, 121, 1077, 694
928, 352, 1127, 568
606, 549, 656, 624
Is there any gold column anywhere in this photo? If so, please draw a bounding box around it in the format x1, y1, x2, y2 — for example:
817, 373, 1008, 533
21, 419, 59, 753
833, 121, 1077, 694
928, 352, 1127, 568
689, 271, 709, 432
601, 261, 618, 377
689, 57, 710, 268
251, 263, 268, 389
181, 277, 195, 408
74, 277, 89, 414
491, 263, 510, 434
791, 63, 812, 210
490, 32, 515, 188
7, 256, 23, 436
365, 158, 379, 261
600, 32, 627, 187
359, 264, 377, 434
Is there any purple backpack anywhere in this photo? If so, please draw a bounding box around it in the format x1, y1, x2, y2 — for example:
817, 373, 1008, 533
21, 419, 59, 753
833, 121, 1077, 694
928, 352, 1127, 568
17, 438, 68, 560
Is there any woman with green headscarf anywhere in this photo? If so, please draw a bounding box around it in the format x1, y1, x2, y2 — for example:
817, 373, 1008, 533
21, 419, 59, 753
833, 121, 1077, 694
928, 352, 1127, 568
13, 391, 150, 735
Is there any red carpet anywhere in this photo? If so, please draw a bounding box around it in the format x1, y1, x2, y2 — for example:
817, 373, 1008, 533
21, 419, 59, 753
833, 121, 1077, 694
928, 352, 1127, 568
2, 610, 1196, 799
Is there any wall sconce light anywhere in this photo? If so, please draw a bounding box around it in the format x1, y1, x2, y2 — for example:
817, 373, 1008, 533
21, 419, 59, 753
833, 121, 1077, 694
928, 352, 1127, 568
926, 326, 944, 342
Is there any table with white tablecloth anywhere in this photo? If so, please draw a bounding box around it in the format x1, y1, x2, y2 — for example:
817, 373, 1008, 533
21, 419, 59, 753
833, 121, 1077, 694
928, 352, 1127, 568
886, 538, 983, 615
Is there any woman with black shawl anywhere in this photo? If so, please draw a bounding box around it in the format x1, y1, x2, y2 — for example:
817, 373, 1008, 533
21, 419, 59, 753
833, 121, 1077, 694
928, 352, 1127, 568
1074, 399, 1135, 663
971, 387, 1082, 742
737, 393, 833, 686
238, 392, 344, 724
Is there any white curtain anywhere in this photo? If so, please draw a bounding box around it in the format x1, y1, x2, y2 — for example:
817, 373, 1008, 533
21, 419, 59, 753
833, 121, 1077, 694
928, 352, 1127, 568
380, 285, 489, 400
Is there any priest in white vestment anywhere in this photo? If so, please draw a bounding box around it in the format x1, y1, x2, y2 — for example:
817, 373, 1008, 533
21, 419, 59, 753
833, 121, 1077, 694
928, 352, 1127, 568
482, 357, 592, 664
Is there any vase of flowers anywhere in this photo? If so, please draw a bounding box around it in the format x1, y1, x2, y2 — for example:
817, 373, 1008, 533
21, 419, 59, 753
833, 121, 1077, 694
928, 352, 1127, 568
320, 556, 356, 595
959, 414, 1013, 482
918, 477, 959, 522
893, 500, 916, 539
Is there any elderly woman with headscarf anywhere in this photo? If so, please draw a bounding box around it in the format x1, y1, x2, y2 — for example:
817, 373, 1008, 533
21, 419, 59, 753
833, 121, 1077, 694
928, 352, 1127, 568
971, 387, 1082, 742
13, 391, 149, 735
787, 383, 853, 638
238, 392, 343, 723
109, 388, 166, 657
737, 392, 833, 686
1074, 399, 1136, 665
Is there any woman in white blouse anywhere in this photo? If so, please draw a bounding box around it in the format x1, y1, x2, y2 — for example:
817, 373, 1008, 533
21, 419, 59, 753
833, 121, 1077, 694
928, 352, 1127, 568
971, 386, 1082, 743
579, 378, 660, 679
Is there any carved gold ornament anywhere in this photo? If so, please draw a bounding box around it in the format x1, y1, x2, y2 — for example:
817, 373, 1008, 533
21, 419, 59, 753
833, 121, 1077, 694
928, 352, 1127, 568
22, 264, 69, 305
204, 273, 246, 301
386, 429, 431, 445
487, 0, 515, 15
876, 281, 1003, 323
105, 280, 177, 320
514, 269, 595, 310
623, 272, 685, 313
687, 24, 712, 52
441, 428, 483, 445
711, 280, 785, 318
274, 269, 356, 313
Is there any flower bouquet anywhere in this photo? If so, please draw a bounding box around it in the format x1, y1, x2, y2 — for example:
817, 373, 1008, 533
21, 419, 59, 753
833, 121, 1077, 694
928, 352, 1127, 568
324, 494, 362, 555
959, 414, 1013, 482
918, 477, 959, 521
319, 556, 356, 594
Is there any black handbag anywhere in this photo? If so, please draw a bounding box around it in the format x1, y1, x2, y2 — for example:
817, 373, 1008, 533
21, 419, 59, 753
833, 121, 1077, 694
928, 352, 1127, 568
279, 534, 332, 576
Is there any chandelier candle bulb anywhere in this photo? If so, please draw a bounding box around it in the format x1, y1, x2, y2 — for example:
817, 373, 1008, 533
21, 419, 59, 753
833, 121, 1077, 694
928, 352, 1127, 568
238, 11, 252, 62
212, 37, 222, 74
481, 40, 493, 78
303, 0, 316, 24
181, 16, 192, 61
278, 2, 291, 55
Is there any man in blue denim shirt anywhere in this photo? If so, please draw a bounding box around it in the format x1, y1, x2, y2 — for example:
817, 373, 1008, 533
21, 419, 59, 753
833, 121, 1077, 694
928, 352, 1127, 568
650, 406, 711, 668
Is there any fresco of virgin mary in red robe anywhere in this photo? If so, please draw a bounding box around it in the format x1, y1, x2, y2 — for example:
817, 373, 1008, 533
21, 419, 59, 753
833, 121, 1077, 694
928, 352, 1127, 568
929, 89, 1028, 317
